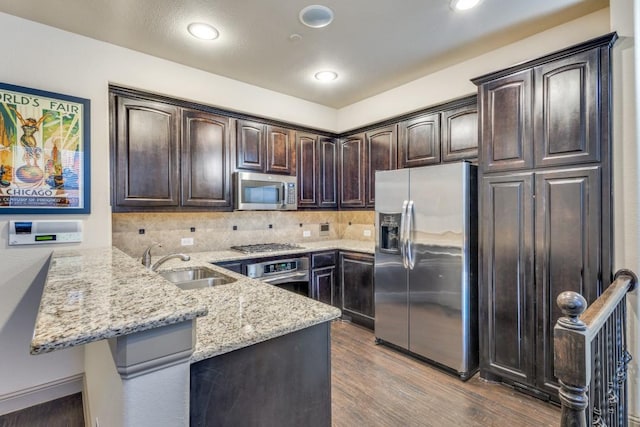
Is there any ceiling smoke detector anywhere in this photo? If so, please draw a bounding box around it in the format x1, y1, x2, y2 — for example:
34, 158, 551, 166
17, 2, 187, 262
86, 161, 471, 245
299, 5, 334, 28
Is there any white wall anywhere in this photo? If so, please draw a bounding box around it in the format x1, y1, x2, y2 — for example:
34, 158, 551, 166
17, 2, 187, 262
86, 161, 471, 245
336, 9, 612, 133
611, 0, 640, 424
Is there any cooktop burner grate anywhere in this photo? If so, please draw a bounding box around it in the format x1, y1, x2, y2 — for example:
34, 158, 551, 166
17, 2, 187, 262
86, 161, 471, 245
229, 243, 304, 254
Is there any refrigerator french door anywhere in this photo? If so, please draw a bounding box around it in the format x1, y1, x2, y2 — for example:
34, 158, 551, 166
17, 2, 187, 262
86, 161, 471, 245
374, 162, 478, 379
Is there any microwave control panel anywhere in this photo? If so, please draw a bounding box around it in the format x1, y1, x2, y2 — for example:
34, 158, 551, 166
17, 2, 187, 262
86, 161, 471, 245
286, 182, 296, 204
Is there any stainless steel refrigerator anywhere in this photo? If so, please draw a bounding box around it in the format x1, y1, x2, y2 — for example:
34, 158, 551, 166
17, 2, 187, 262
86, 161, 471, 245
374, 161, 478, 379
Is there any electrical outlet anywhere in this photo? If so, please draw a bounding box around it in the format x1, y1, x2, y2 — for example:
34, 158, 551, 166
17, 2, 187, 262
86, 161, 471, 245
303, 230, 311, 237
363, 229, 372, 237
181, 237, 194, 246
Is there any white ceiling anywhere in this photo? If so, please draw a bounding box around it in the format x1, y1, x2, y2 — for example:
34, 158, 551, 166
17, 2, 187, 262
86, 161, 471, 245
0, 0, 608, 108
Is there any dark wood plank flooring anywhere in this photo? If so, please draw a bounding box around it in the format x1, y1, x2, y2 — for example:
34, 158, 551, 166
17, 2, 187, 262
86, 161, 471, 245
331, 320, 560, 427
0, 322, 559, 427
0, 393, 83, 427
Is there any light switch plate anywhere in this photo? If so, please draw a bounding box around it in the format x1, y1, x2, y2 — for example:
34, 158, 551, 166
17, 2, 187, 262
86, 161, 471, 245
181, 237, 194, 246
363, 229, 372, 237
303, 230, 311, 237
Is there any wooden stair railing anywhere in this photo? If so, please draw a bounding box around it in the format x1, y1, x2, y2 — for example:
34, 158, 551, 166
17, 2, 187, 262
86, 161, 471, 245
554, 269, 637, 427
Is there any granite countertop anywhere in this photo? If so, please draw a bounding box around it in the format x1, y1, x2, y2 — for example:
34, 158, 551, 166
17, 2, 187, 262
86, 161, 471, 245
31, 240, 366, 361
31, 247, 208, 355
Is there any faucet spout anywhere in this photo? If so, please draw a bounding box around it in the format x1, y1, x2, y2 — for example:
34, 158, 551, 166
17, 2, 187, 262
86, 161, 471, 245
151, 253, 191, 271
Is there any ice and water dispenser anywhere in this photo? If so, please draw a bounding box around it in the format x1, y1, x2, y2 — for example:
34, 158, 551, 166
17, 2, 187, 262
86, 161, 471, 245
378, 213, 401, 253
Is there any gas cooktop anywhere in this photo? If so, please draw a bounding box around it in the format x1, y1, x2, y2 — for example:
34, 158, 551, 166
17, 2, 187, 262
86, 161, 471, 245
229, 243, 304, 254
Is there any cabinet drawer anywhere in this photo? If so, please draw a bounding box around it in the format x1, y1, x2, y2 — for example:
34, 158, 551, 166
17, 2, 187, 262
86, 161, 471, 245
312, 251, 336, 269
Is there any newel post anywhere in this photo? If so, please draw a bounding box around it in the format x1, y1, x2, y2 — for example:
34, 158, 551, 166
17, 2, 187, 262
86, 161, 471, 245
554, 291, 589, 427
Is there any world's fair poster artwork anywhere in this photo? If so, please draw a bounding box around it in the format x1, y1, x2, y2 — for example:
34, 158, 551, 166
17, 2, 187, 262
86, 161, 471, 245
0, 83, 90, 214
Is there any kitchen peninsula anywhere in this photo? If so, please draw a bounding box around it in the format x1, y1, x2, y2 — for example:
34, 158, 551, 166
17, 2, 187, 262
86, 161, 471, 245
31, 245, 344, 426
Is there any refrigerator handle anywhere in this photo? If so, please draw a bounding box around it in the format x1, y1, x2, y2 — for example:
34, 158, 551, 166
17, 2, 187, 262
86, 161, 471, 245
407, 200, 415, 270
400, 200, 409, 268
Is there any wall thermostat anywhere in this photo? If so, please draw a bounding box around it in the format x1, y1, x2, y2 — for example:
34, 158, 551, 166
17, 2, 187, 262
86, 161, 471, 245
8, 220, 83, 246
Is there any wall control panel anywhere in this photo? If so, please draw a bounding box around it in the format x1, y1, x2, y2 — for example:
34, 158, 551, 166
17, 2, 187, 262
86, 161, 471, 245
8, 220, 83, 246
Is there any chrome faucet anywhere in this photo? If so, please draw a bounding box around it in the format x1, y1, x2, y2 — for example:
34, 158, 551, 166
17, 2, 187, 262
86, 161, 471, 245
150, 253, 191, 271
141, 244, 191, 271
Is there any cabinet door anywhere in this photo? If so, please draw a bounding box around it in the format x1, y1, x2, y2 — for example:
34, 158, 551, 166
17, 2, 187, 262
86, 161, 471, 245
181, 110, 231, 208
479, 70, 533, 172
480, 173, 535, 385
398, 113, 440, 168
442, 103, 478, 162
297, 132, 317, 207
340, 252, 374, 329
235, 119, 264, 171
534, 50, 600, 168
265, 125, 295, 175
365, 125, 397, 207
319, 137, 338, 208
339, 134, 366, 208
534, 167, 601, 397
312, 267, 336, 306
114, 96, 180, 207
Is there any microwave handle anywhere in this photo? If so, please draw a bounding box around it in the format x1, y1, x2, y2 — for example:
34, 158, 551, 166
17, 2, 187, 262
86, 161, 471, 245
281, 183, 286, 207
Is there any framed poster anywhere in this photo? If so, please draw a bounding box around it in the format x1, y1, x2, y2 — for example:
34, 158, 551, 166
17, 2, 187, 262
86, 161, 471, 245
0, 82, 90, 214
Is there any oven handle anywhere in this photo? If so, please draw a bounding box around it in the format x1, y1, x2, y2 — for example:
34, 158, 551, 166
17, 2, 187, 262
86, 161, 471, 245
260, 272, 309, 284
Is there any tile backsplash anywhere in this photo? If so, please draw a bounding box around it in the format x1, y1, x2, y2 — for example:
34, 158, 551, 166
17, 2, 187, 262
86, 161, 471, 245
112, 210, 375, 257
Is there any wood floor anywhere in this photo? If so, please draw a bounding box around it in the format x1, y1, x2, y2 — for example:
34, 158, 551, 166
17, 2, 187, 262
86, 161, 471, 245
331, 320, 560, 427
0, 322, 559, 426
0, 393, 84, 427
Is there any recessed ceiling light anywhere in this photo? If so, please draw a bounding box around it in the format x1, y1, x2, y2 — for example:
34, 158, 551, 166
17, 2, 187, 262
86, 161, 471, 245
315, 71, 338, 82
299, 5, 334, 28
450, 0, 481, 11
187, 22, 219, 40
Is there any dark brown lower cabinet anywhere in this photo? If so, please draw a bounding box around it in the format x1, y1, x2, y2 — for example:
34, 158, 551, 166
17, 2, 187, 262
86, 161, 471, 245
311, 251, 339, 307
190, 322, 331, 427
480, 166, 605, 401
340, 251, 374, 329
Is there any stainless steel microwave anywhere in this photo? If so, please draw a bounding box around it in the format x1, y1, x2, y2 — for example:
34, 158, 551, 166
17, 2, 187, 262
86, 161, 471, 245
234, 171, 297, 210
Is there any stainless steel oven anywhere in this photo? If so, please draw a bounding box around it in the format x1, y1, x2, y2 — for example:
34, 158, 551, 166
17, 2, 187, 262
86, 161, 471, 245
245, 257, 310, 297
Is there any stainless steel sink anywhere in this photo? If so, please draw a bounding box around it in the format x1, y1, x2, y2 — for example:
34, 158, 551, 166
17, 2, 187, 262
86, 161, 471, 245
159, 267, 236, 290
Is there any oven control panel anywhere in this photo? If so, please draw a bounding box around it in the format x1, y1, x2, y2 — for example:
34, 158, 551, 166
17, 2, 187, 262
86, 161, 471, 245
246, 257, 309, 279
264, 261, 297, 275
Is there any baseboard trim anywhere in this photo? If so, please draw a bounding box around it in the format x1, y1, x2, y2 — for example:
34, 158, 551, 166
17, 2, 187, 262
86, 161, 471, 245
629, 414, 640, 427
0, 374, 83, 416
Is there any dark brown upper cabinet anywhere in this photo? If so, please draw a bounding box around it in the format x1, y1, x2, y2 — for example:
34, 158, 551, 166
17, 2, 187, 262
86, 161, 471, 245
319, 137, 338, 208
365, 125, 397, 207
297, 132, 317, 207
398, 113, 440, 168
235, 119, 264, 172
111, 92, 233, 211
478, 69, 533, 173
339, 134, 366, 208
113, 95, 180, 208
265, 125, 295, 175
181, 110, 232, 208
533, 49, 600, 168
478, 47, 602, 173
441, 102, 478, 162
297, 133, 338, 209
235, 120, 295, 175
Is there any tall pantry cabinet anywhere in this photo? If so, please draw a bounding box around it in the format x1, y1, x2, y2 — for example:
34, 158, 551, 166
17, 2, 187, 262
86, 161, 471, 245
472, 33, 616, 400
